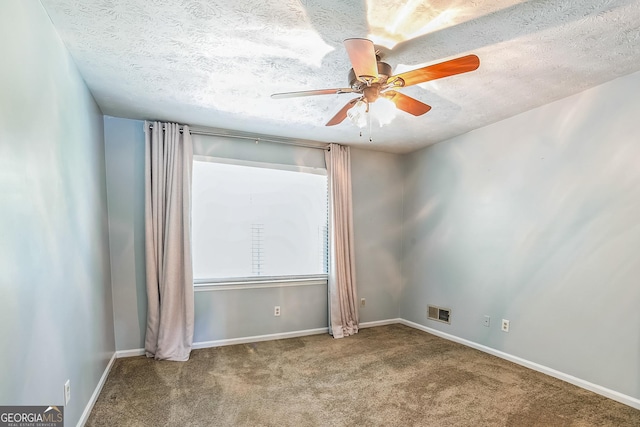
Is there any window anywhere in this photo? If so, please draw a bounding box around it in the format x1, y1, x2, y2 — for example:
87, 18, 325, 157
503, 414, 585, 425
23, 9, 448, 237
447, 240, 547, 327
192, 158, 328, 284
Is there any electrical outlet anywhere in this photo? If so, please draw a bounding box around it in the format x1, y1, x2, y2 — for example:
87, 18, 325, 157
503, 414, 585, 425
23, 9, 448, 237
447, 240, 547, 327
64, 380, 71, 405
483, 315, 490, 327
501, 319, 510, 332
360, 298, 366, 307
274, 306, 281, 317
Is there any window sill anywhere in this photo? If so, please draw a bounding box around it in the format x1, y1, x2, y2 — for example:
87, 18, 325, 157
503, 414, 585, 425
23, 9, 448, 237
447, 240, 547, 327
194, 275, 328, 292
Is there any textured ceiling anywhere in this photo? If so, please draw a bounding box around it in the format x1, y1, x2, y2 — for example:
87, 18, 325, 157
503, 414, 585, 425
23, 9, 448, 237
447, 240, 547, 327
40, 0, 640, 153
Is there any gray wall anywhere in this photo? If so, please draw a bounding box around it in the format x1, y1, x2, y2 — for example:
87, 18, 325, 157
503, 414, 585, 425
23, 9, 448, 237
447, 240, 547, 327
401, 70, 640, 399
193, 285, 327, 342
0, 1, 115, 424
351, 148, 404, 322
104, 117, 148, 351
104, 119, 404, 350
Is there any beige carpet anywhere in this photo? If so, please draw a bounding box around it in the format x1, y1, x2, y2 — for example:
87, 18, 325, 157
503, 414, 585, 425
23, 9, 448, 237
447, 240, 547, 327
87, 324, 640, 426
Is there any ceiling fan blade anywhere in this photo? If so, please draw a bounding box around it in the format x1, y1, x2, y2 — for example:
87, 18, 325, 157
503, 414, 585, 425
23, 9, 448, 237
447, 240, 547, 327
326, 98, 360, 126
344, 38, 379, 82
390, 54, 480, 88
382, 91, 431, 116
271, 88, 355, 99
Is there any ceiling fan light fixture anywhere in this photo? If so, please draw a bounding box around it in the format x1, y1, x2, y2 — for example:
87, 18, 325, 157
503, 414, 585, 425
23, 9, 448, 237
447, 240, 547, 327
347, 100, 369, 128
374, 97, 397, 127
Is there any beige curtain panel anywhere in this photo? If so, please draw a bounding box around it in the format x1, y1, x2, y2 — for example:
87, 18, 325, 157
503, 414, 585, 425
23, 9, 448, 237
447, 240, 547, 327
325, 143, 359, 338
144, 121, 194, 361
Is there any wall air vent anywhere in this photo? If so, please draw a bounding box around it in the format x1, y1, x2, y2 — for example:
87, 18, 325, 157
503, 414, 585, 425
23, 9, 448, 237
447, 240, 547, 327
427, 305, 451, 324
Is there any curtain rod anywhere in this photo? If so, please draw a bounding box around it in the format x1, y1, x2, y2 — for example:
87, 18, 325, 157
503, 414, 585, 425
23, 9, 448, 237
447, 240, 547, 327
148, 123, 329, 151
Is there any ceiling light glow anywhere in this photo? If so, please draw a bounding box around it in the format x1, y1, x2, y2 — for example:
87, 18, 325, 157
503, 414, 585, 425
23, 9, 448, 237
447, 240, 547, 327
373, 97, 397, 127
366, 0, 460, 49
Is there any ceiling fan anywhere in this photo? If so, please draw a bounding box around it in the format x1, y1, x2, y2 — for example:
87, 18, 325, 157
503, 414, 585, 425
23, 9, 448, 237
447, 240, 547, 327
271, 38, 480, 126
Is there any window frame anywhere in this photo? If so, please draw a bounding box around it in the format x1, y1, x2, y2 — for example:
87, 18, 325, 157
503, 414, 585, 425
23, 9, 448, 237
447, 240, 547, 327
194, 274, 328, 291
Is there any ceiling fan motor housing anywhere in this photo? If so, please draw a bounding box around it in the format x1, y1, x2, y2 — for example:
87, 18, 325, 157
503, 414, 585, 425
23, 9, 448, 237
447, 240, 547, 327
348, 61, 393, 88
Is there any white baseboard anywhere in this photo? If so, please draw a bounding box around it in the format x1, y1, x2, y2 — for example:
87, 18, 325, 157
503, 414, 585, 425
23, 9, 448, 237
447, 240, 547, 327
116, 348, 145, 358
76, 352, 116, 427
192, 327, 329, 349
191, 319, 402, 349
115, 327, 331, 357
399, 319, 640, 410
115, 321, 400, 357
359, 318, 401, 329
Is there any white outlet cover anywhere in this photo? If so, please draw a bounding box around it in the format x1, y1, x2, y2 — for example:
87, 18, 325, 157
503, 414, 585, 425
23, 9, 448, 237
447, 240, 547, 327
501, 319, 510, 332
64, 380, 71, 405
